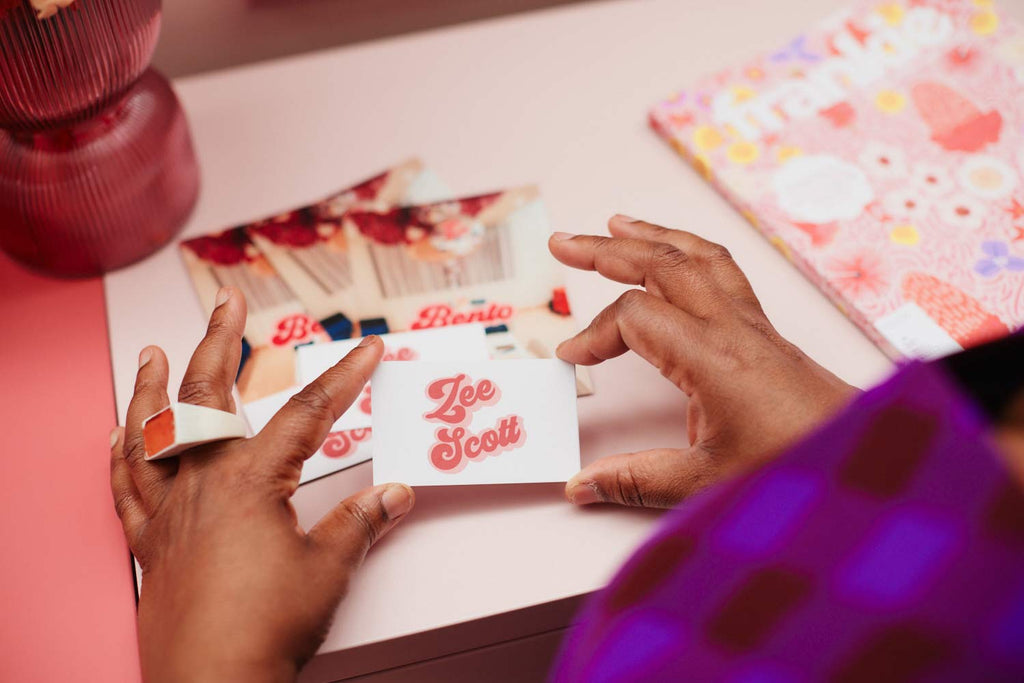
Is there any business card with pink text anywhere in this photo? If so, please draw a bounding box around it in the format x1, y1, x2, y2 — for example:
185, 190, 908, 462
295, 325, 492, 432
370, 359, 579, 486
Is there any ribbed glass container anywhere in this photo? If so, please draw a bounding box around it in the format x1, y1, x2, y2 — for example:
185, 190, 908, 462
0, 0, 161, 131
0, 0, 199, 277
0, 69, 200, 276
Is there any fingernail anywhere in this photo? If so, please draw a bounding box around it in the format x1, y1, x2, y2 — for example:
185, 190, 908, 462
214, 287, 232, 308
567, 479, 603, 505
612, 214, 641, 224
109, 427, 120, 448
358, 334, 379, 348
138, 347, 153, 369
551, 231, 574, 241
381, 484, 414, 520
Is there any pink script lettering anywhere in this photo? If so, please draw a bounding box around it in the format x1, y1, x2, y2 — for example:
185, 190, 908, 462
422, 373, 525, 473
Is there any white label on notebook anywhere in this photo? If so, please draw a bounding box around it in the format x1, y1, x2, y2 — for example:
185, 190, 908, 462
874, 303, 963, 361
295, 325, 491, 431
371, 359, 580, 486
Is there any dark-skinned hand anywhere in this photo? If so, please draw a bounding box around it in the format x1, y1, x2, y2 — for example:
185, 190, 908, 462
110, 287, 414, 683
551, 215, 857, 509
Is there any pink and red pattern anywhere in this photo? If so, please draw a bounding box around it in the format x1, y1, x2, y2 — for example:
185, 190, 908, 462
553, 345, 1024, 681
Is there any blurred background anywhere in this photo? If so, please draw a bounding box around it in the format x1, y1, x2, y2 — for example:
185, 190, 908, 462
154, 0, 600, 77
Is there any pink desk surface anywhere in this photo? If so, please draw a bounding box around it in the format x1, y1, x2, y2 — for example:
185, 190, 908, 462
104, 0, 899, 679
0, 252, 140, 682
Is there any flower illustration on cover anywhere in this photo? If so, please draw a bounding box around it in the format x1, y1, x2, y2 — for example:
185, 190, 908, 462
957, 155, 1019, 200
996, 36, 1024, 82
883, 187, 931, 221
773, 155, 873, 247
970, 7, 1000, 37
820, 101, 856, 128
874, 89, 907, 114
769, 35, 819, 63
858, 142, 908, 180
889, 225, 921, 246
911, 81, 1003, 153
936, 193, 988, 231
946, 45, 979, 70
910, 163, 955, 196
974, 241, 1024, 278
648, 1, 1024, 362
827, 251, 890, 300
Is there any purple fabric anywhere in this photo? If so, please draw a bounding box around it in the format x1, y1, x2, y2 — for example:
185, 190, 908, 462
552, 361, 1024, 682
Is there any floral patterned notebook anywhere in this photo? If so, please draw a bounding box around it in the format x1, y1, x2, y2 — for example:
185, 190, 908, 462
650, 0, 1024, 360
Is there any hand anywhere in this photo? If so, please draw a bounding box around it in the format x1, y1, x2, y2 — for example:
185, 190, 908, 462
110, 288, 414, 683
551, 215, 857, 509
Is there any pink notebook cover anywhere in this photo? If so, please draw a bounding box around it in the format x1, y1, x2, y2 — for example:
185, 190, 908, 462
650, 0, 1024, 361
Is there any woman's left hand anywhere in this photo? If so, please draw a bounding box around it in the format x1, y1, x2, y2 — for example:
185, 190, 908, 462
550, 216, 857, 509
110, 287, 414, 683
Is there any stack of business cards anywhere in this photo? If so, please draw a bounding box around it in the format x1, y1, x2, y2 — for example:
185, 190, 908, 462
179, 159, 591, 484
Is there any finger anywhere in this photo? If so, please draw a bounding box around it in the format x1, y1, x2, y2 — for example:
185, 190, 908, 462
308, 483, 415, 581
109, 426, 147, 545
123, 345, 177, 508
556, 289, 707, 392
607, 214, 723, 258
565, 447, 715, 509
607, 214, 760, 307
255, 336, 384, 487
549, 233, 721, 318
177, 286, 247, 411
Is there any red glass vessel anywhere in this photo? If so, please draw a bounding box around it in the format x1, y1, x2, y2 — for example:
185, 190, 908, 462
0, 69, 199, 275
0, 0, 199, 277
0, 0, 161, 130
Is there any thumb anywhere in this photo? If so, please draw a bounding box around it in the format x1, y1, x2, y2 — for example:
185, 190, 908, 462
308, 483, 415, 570
565, 448, 715, 509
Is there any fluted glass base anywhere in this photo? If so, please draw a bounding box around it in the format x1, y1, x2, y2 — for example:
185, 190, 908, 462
0, 69, 200, 277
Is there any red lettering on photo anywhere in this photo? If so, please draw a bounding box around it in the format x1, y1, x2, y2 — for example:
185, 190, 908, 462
271, 314, 322, 346
410, 303, 514, 330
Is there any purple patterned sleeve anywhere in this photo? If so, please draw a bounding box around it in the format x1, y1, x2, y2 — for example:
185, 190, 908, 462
551, 361, 1024, 682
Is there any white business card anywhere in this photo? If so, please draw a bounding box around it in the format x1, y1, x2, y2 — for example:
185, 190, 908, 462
371, 359, 580, 486
242, 386, 375, 484
295, 325, 491, 431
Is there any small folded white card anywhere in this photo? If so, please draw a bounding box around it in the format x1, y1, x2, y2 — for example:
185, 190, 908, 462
295, 325, 491, 432
371, 359, 580, 486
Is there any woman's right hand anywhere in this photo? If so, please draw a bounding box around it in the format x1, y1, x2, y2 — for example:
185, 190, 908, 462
551, 215, 858, 509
